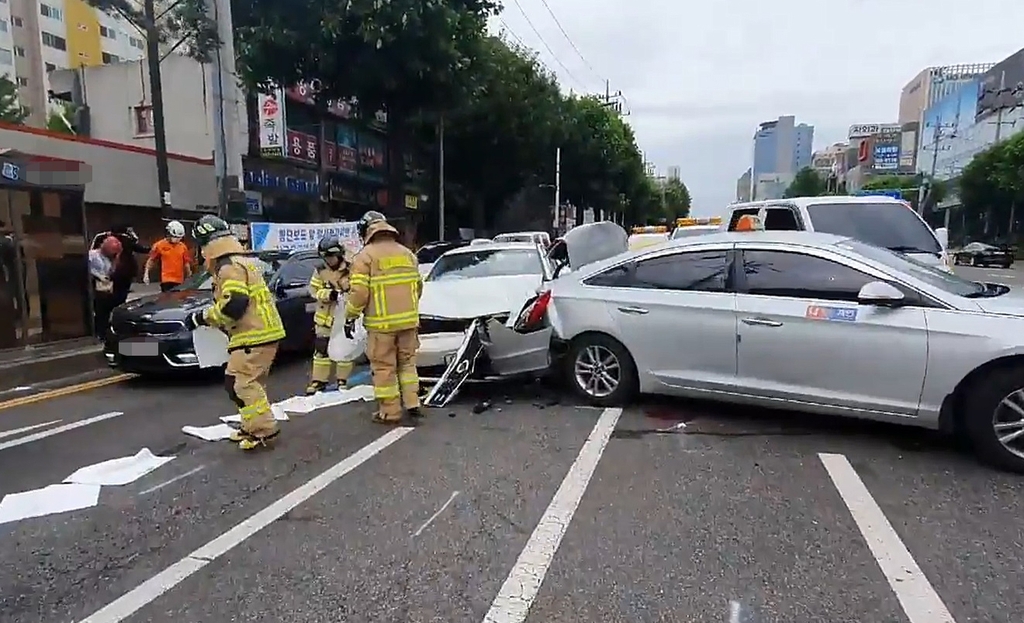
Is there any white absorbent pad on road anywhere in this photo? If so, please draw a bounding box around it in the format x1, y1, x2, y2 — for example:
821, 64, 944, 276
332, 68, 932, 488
181, 423, 236, 441
192, 326, 228, 368
64, 448, 176, 486
275, 385, 374, 414
0, 483, 101, 524
219, 405, 289, 424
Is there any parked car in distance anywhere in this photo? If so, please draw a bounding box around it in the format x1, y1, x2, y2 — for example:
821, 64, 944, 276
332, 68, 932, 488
953, 242, 1014, 268
104, 249, 322, 374
511, 224, 1024, 472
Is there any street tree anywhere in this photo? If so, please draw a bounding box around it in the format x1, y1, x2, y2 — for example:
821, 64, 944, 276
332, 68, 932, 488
0, 76, 28, 124
46, 104, 76, 134
439, 36, 563, 231
657, 177, 691, 220
783, 167, 828, 198
862, 173, 946, 211
233, 0, 498, 214
960, 133, 1024, 240
81, 0, 218, 61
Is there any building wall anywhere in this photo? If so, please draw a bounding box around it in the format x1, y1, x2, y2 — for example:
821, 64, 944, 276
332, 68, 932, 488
793, 123, 813, 171
48, 54, 227, 159
0, 0, 14, 81
10, 0, 46, 125
0, 121, 217, 209
735, 168, 751, 202
899, 65, 995, 144
772, 115, 796, 176
752, 120, 777, 183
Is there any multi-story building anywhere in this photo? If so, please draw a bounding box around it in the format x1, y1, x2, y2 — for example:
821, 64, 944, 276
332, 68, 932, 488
3, 0, 144, 125
735, 168, 751, 203
0, 1, 15, 82
750, 115, 814, 200
898, 64, 994, 136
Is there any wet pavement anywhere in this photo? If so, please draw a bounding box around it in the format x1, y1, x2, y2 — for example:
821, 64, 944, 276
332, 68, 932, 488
0, 360, 1020, 623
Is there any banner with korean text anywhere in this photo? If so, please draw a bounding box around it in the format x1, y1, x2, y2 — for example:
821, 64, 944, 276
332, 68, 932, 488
249, 221, 362, 255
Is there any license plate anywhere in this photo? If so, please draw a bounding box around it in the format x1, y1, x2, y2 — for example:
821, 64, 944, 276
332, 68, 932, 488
119, 341, 159, 356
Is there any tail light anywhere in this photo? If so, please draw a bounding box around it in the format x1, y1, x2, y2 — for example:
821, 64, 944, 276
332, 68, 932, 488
514, 290, 552, 332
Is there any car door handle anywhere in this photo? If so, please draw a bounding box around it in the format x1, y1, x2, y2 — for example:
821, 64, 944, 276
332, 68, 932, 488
617, 306, 649, 315
741, 316, 783, 327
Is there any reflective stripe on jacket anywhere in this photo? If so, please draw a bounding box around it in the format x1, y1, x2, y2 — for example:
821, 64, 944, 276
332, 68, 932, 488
203, 247, 286, 349
345, 224, 421, 333
309, 264, 350, 328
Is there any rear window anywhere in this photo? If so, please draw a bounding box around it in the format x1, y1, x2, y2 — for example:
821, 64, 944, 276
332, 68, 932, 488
806, 202, 941, 254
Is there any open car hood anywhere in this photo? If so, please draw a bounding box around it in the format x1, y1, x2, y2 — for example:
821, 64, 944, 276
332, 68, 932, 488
557, 221, 628, 269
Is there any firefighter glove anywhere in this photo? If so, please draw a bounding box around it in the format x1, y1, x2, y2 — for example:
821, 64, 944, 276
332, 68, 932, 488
184, 311, 205, 331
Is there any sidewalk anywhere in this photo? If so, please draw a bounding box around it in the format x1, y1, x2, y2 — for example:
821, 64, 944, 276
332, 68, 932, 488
0, 283, 165, 390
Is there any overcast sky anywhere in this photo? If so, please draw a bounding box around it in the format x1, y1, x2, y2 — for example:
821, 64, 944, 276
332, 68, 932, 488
489, 0, 1024, 216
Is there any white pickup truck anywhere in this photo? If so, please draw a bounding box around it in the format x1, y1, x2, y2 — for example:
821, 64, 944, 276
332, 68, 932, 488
722, 195, 951, 270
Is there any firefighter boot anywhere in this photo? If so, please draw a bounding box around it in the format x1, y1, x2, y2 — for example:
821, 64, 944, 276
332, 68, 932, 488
305, 380, 329, 395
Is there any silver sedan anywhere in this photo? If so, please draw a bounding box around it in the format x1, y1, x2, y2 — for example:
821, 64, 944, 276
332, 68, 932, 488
515, 228, 1024, 472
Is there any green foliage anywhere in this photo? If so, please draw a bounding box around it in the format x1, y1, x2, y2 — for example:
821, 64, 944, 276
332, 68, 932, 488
0, 75, 28, 124
959, 132, 1024, 241
656, 177, 690, 220
862, 173, 945, 209
783, 167, 828, 198
46, 104, 75, 133
81, 0, 219, 62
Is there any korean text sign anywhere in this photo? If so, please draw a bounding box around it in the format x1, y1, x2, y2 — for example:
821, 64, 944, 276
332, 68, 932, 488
249, 222, 362, 254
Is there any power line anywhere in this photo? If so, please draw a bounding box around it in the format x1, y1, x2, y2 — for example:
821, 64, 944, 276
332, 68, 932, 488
533, 0, 601, 80
507, 0, 587, 91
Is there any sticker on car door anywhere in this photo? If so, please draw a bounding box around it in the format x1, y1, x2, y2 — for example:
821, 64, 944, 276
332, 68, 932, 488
805, 305, 858, 321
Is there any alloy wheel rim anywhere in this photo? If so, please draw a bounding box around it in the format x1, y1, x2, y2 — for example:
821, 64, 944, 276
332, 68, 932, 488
993, 388, 1024, 460
574, 344, 621, 398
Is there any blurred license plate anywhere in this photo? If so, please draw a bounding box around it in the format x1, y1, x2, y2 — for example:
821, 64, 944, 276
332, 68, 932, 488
119, 341, 159, 356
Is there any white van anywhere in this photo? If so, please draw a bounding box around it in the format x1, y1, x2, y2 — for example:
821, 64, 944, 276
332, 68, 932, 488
722, 196, 950, 269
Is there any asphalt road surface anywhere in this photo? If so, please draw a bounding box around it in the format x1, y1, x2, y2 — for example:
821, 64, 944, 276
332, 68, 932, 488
954, 261, 1024, 288
0, 359, 1021, 623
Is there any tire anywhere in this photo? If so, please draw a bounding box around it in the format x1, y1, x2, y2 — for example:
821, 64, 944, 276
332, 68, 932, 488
564, 333, 638, 407
971, 256, 979, 266
962, 365, 1024, 473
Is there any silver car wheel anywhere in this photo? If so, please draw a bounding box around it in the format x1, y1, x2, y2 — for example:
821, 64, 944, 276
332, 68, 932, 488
574, 344, 621, 398
993, 388, 1024, 459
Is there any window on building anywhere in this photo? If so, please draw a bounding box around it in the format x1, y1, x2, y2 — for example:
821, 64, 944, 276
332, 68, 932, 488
11, 16, 22, 27
133, 105, 154, 135
100, 24, 115, 38
40, 3, 62, 20
44, 62, 55, 72
16, 76, 27, 86
13, 45, 24, 57
0, 48, 11, 65
101, 52, 119, 64
129, 36, 144, 49
41, 31, 67, 51
0, 18, 8, 32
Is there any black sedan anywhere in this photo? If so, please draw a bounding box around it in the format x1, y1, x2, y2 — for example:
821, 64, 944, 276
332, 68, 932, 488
104, 249, 322, 374
953, 242, 1014, 268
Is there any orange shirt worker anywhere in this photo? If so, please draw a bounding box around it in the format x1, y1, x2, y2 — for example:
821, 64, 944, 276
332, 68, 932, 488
144, 220, 193, 292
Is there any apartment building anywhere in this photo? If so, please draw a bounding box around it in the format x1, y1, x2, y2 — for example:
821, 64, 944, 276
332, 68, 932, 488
1, 0, 144, 125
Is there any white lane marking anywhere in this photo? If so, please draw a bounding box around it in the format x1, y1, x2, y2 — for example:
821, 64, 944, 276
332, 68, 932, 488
0, 419, 61, 440
729, 600, 742, 623
0, 385, 34, 396
412, 490, 460, 537
819, 453, 956, 623
139, 465, 206, 496
0, 412, 123, 452
77, 427, 414, 623
482, 407, 622, 623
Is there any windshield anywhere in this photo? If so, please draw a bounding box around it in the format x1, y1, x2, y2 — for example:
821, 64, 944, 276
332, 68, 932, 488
427, 248, 542, 281
836, 239, 982, 297
806, 202, 942, 255
176, 256, 279, 290
671, 227, 716, 239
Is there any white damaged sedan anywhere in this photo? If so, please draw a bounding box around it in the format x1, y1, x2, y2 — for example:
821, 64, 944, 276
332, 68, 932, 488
417, 241, 555, 381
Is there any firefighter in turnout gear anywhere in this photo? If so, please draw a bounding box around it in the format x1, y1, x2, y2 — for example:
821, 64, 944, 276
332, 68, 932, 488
306, 235, 354, 395
344, 211, 423, 425
184, 215, 287, 450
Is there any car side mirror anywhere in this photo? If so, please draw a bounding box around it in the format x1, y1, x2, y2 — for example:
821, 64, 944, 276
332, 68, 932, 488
857, 281, 905, 307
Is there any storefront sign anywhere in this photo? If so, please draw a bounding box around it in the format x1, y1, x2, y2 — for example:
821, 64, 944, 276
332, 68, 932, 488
244, 190, 263, 216
257, 89, 286, 157
249, 221, 361, 252
287, 130, 318, 163
404, 194, 418, 209
244, 168, 319, 196
2, 161, 19, 181
872, 144, 899, 170
849, 123, 900, 138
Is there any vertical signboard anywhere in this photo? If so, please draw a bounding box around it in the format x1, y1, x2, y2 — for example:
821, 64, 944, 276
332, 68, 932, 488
257, 88, 286, 157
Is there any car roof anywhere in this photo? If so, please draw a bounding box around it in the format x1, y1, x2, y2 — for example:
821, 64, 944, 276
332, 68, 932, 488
666, 230, 849, 247
728, 195, 905, 210
495, 231, 546, 237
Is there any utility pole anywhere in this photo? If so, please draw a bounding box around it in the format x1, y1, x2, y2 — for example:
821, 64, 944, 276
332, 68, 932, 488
143, 0, 172, 218
922, 114, 955, 216
553, 147, 561, 234
438, 115, 445, 240
207, 0, 244, 219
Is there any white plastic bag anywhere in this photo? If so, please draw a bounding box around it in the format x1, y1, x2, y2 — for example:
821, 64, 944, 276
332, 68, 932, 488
327, 302, 366, 362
